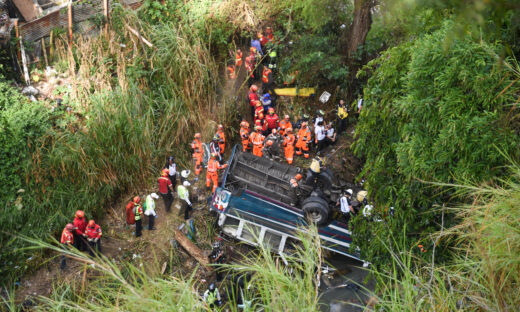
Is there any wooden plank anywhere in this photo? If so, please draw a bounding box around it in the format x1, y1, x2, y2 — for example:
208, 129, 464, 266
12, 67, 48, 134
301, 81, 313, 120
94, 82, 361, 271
11, 0, 41, 21
174, 229, 212, 270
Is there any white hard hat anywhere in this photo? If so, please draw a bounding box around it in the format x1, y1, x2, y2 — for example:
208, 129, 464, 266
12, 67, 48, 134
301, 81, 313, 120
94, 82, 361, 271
181, 170, 191, 178
346, 189, 353, 196
183, 181, 191, 187
151, 193, 160, 199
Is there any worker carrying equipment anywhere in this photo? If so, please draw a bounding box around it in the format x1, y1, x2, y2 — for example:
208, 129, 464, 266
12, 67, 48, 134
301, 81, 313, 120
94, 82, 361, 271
310, 156, 325, 174
85, 219, 102, 256
216, 124, 226, 154
240, 121, 250, 152
191, 133, 203, 176
283, 127, 296, 164
295, 121, 312, 158
203, 283, 222, 308
250, 126, 265, 157
289, 173, 303, 206
206, 153, 228, 193
60, 223, 74, 270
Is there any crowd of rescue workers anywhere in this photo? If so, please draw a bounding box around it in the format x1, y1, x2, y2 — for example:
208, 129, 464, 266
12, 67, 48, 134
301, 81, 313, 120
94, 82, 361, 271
57, 26, 363, 309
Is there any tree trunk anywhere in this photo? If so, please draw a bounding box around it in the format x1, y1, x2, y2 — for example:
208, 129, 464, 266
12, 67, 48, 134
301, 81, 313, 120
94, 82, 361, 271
174, 229, 212, 270
343, 0, 376, 61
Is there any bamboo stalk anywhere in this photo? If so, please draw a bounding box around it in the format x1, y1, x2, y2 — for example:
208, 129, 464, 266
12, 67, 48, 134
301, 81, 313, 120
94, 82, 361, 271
103, 0, 109, 35
41, 38, 49, 66
19, 37, 30, 85
68, 0, 73, 47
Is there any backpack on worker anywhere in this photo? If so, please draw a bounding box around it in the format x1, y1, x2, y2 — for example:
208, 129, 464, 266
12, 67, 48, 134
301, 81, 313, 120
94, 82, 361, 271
125, 201, 135, 225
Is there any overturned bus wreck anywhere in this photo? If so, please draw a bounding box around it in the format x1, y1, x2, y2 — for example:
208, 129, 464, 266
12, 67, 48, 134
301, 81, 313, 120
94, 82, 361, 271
210, 145, 365, 264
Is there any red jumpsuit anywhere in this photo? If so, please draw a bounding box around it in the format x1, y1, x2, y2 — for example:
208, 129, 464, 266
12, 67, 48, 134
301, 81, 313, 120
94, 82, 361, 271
265, 113, 279, 131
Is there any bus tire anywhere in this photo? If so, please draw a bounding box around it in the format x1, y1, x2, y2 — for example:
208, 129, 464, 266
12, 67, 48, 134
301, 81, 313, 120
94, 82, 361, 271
302, 196, 329, 226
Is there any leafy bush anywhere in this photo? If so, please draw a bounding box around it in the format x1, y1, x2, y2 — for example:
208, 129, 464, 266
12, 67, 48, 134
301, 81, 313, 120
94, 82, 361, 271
353, 21, 520, 266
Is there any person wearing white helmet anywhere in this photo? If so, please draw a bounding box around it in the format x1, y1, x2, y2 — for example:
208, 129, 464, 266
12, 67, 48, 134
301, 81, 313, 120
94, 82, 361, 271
337, 189, 354, 225
144, 193, 159, 230
177, 180, 192, 220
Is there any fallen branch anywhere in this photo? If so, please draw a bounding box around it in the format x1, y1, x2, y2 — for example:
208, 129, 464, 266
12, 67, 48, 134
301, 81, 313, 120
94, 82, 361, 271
174, 229, 212, 270
125, 25, 153, 48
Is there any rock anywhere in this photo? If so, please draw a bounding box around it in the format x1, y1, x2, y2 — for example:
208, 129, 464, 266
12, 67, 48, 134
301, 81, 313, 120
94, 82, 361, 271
21, 86, 39, 96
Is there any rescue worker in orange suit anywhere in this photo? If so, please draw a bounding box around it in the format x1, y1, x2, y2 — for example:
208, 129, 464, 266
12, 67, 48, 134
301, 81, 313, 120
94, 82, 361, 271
283, 127, 296, 164
227, 63, 236, 80
73, 210, 87, 251
262, 66, 276, 98
60, 223, 74, 270
158, 168, 174, 213
250, 46, 261, 78
266, 27, 274, 42
216, 124, 226, 154
289, 174, 303, 206
245, 54, 255, 84
191, 133, 203, 176
279, 114, 292, 136
235, 49, 243, 68
240, 121, 250, 152
210, 134, 222, 161
295, 121, 312, 158
206, 153, 228, 193
254, 101, 264, 122
85, 219, 102, 257
248, 85, 259, 120
250, 126, 265, 157
265, 107, 279, 133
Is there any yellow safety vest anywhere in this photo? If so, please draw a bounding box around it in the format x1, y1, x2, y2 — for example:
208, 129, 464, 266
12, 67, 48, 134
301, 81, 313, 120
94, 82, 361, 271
338, 106, 348, 119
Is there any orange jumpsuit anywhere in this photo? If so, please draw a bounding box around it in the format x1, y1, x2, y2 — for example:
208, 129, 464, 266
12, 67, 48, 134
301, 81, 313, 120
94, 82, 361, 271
227, 65, 236, 79
279, 120, 292, 136
206, 158, 227, 193
235, 51, 243, 68
217, 130, 226, 154
283, 133, 296, 164
191, 139, 203, 175
240, 127, 250, 152
250, 131, 265, 157
295, 127, 312, 158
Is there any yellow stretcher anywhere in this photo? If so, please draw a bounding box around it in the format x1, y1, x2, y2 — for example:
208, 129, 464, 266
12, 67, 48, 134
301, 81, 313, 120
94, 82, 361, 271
274, 88, 316, 97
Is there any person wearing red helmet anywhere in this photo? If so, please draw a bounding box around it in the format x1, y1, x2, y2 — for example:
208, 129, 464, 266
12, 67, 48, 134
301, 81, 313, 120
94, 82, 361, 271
85, 219, 102, 256
206, 153, 228, 193
158, 168, 174, 213
60, 223, 74, 270
265, 107, 279, 132
73, 210, 87, 251
254, 101, 264, 122
248, 85, 259, 120
133, 196, 144, 237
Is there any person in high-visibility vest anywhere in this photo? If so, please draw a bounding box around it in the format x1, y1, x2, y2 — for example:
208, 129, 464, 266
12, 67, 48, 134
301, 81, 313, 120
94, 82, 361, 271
216, 124, 226, 154
262, 66, 276, 97
60, 223, 74, 270
250, 126, 265, 157
206, 153, 228, 193
283, 127, 296, 164
254, 101, 264, 122
289, 174, 303, 206
177, 180, 192, 220
191, 133, 203, 176
133, 196, 144, 237
295, 121, 312, 158
85, 219, 102, 257
336, 99, 349, 135
240, 121, 250, 152
235, 48, 243, 68
279, 114, 292, 136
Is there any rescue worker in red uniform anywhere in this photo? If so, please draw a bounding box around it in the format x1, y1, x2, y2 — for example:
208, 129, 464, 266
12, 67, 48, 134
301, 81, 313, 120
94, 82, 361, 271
133, 196, 144, 237
279, 114, 292, 136
266, 26, 274, 42
248, 85, 259, 120
216, 124, 226, 154
295, 121, 312, 158
158, 168, 174, 213
85, 219, 102, 256
240, 121, 250, 152
73, 210, 87, 251
60, 223, 74, 270
206, 153, 228, 193
261, 116, 269, 136
289, 174, 303, 206
250, 126, 265, 157
258, 32, 268, 47
283, 127, 296, 164
262, 66, 275, 97
245, 55, 255, 83
265, 107, 279, 132
254, 101, 264, 122
235, 49, 243, 68
191, 133, 203, 176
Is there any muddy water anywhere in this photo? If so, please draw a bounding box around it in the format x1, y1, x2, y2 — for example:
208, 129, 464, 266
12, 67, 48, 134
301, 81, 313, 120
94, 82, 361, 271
319, 255, 375, 312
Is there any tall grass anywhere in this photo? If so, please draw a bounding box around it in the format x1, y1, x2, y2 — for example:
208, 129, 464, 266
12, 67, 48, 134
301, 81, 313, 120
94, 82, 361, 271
369, 164, 520, 311
18, 228, 322, 311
